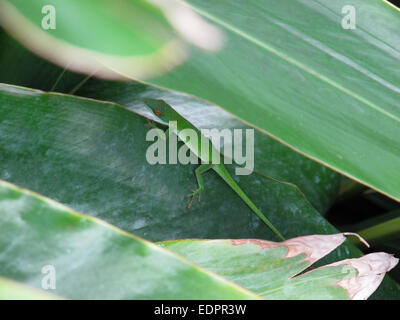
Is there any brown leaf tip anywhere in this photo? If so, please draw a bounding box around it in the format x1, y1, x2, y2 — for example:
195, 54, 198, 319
282, 234, 347, 264
231, 234, 347, 265
329, 252, 399, 300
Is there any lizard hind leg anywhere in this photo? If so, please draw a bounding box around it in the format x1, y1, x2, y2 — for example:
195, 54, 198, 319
185, 164, 214, 209
185, 188, 202, 209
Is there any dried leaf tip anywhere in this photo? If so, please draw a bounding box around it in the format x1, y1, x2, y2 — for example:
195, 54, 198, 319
281, 233, 347, 264
328, 253, 399, 300
282, 233, 370, 263
343, 232, 370, 248
231, 234, 350, 265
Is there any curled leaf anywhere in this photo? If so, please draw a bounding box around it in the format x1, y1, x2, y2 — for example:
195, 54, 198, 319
162, 234, 397, 300
0, 0, 223, 80
327, 252, 399, 300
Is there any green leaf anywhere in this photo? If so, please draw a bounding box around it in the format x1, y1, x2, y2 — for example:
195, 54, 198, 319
0, 179, 259, 299
0, 83, 340, 241
0, 29, 87, 93
144, 0, 400, 201
0, 83, 399, 298
0, 28, 341, 214
0, 0, 222, 79
355, 209, 400, 245
77, 78, 340, 214
160, 237, 398, 300
1, 179, 396, 300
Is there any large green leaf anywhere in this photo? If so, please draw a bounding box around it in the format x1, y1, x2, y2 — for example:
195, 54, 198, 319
143, 0, 400, 201
0, 28, 341, 214
0, 83, 335, 240
0, 29, 88, 93
1, 179, 397, 300
355, 209, 400, 245
77, 78, 340, 214
3, 0, 399, 203
160, 238, 352, 300
0, 0, 221, 79
0, 0, 400, 300
0, 83, 399, 298
160, 237, 399, 300
0, 179, 259, 299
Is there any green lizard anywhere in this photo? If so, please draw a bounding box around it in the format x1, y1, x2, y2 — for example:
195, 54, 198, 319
143, 98, 285, 240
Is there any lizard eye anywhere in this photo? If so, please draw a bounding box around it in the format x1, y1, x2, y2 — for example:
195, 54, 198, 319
152, 108, 163, 117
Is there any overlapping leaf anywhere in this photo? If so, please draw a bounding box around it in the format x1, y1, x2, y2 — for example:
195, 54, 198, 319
0, 179, 397, 300
161, 236, 398, 300
0, 0, 222, 79
2, 1, 399, 201
1, 83, 399, 298
0, 180, 258, 299
77, 78, 341, 214
0, 83, 340, 241
145, 0, 400, 201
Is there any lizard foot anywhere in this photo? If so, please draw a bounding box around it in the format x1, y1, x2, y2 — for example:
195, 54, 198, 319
185, 188, 202, 209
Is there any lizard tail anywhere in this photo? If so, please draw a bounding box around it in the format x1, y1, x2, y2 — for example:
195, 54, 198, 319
213, 165, 286, 241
